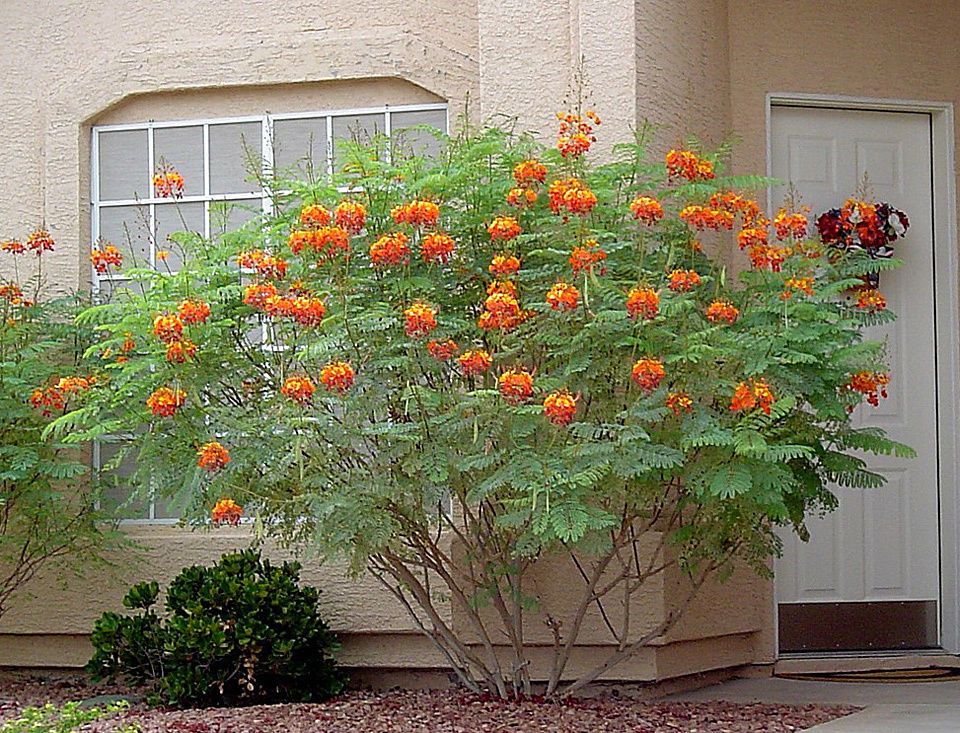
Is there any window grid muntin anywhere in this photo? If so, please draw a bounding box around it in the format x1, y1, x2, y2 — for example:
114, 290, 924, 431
90, 102, 448, 522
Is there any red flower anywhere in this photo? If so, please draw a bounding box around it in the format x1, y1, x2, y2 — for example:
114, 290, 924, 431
569, 240, 607, 274
281, 375, 317, 404
705, 300, 739, 324
243, 283, 279, 309
489, 254, 521, 277
421, 232, 456, 264
730, 379, 775, 415
773, 208, 809, 240
737, 227, 768, 250
556, 111, 600, 158
300, 204, 332, 228
403, 301, 438, 338
626, 287, 659, 320
26, 228, 55, 256
631, 358, 666, 392
498, 368, 534, 405
856, 288, 887, 312
198, 443, 231, 473
666, 149, 714, 181
680, 205, 735, 231
177, 299, 211, 325
548, 178, 597, 217
165, 339, 197, 363
668, 269, 701, 292
153, 314, 184, 344
1, 240, 25, 255
629, 195, 664, 225
91, 243, 123, 273
781, 277, 815, 300
546, 282, 580, 311
488, 216, 522, 241
153, 165, 184, 198
211, 497, 242, 524
370, 232, 411, 267
507, 187, 538, 208
334, 201, 367, 234
319, 361, 355, 393
847, 371, 890, 407
513, 160, 547, 186
458, 349, 493, 376
543, 390, 578, 426
392, 200, 440, 228
427, 339, 459, 361
147, 386, 186, 417
666, 391, 694, 416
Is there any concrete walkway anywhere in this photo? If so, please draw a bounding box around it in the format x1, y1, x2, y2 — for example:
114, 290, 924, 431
669, 676, 960, 731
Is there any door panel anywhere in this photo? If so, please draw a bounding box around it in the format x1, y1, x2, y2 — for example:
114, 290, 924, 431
771, 106, 939, 650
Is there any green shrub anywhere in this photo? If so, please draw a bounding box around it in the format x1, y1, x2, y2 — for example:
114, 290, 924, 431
0, 701, 137, 733
87, 550, 345, 707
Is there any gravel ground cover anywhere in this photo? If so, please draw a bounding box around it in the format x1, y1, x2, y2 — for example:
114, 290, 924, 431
1, 674, 858, 732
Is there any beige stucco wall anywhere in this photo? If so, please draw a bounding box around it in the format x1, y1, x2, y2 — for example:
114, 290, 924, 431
0, 0, 786, 683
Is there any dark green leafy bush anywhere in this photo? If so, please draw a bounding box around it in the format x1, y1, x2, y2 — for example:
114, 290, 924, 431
87, 550, 345, 707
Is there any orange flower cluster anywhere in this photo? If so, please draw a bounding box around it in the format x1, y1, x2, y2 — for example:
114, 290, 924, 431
1, 240, 24, 255
737, 227, 768, 250
281, 374, 316, 404
370, 232, 411, 266
177, 299, 211, 325
548, 178, 597, 217
556, 110, 600, 158
198, 442, 231, 473
546, 281, 580, 311
479, 282, 523, 332
489, 254, 521, 277
498, 368, 534, 405
626, 286, 659, 320
507, 187, 538, 208
334, 201, 367, 234
847, 371, 890, 407
488, 216, 522, 241
153, 314, 184, 344
319, 361, 355, 393
242, 284, 327, 326
392, 200, 440, 228
709, 192, 764, 228
300, 204, 331, 228
427, 339, 459, 361
147, 386, 186, 417
668, 269, 701, 292
773, 207, 809, 240
153, 168, 184, 199
705, 300, 739, 324
856, 288, 887, 312
629, 195, 664, 225
782, 277, 814, 300
421, 232, 456, 264
0, 283, 29, 308
569, 240, 607, 275
90, 242, 122, 274
30, 377, 92, 416
26, 228, 55, 256
679, 205, 734, 231
543, 389, 578, 425
458, 349, 493, 376
403, 301, 438, 338
514, 159, 548, 186
747, 243, 791, 272
288, 227, 351, 259
666, 390, 694, 416
631, 358, 665, 392
242, 283, 278, 309
666, 149, 715, 181
238, 249, 288, 278
211, 497, 242, 523
166, 339, 197, 363
730, 378, 775, 415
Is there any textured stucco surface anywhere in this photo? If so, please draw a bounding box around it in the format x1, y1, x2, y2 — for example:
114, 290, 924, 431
0, 0, 812, 681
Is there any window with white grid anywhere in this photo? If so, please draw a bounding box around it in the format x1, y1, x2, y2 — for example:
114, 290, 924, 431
90, 103, 448, 522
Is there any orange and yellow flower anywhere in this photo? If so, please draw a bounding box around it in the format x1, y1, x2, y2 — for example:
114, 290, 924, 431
498, 368, 535, 405
546, 281, 580, 311
177, 299, 211, 325
211, 497, 242, 523
90, 242, 123, 273
513, 159, 548, 186
626, 286, 659, 320
556, 110, 600, 158
300, 204, 332, 229
737, 227, 768, 250
420, 232, 456, 264
458, 349, 493, 376
281, 374, 317, 404
153, 167, 184, 198
543, 389, 578, 426
26, 228, 55, 256
569, 240, 606, 275
489, 253, 521, 277
773, 207, 809, 240
1, 240, 25, 255
709, 191, 765, 228
488, 216, 522, 241
666, 390, 694, 416
631, 358, 666, 392
679, 205, 735, 231
730, 378, 775, 415
548, 178, 597, 217
782, 277, 815, 300
288, 227, 351, 259
847, 371, 891, 407
198, 443, 231, 473
334, 201, 367, 234
153, 314, 184, 344
392, 200, 440, 228
666, 149, 715, 181
427, 339, 459, 361
668, 269, 701, 292
747, 244, 791, 272
403, 301, 438, 338
165, 339, 197, 363
370, 231, 411, 267
856, 288, 887, 312
507, 187, 538, 208
243, 283, 279, 309
629, 195, 664, 225
705, 300, 739, 324
319, 361, 355, 393
147, 386, 186, 417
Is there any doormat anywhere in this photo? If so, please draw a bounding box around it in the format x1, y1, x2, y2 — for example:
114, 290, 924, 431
779, 667, 960, 683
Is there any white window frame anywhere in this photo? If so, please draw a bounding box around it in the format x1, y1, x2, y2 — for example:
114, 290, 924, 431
89, 102, 449, 523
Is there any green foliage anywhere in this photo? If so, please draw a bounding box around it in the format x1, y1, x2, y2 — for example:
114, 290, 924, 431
87, 550, 345, 707
0, 701, 137, 733
67, 113, 910, 695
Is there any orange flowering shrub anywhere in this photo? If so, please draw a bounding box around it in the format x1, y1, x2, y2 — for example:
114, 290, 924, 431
69, 108, 908, 699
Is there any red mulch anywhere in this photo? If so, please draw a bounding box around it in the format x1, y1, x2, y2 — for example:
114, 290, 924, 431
0, 674, 858, 732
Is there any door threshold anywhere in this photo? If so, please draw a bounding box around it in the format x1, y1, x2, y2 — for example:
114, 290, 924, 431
776, 651, 960, 675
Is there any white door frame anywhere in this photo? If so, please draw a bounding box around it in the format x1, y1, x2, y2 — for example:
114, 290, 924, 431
765, 92, 960, 656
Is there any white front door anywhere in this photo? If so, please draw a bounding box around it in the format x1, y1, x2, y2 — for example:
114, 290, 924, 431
771, 106, 940, 651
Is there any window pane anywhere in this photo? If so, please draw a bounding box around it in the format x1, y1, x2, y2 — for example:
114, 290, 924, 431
98, 441, 148, 518
210, 198, 262, 237
99, 205, 150, 266
209, 122, 262, 195
155, 202, 204, 272
332, 113, 384, 173
98, 130, 148, 201
273, 117, 328, 181
391, 109, 448, 159
154, 126, 204, 197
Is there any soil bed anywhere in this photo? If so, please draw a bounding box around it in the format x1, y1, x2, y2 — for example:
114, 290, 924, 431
1, 674, 857, 732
